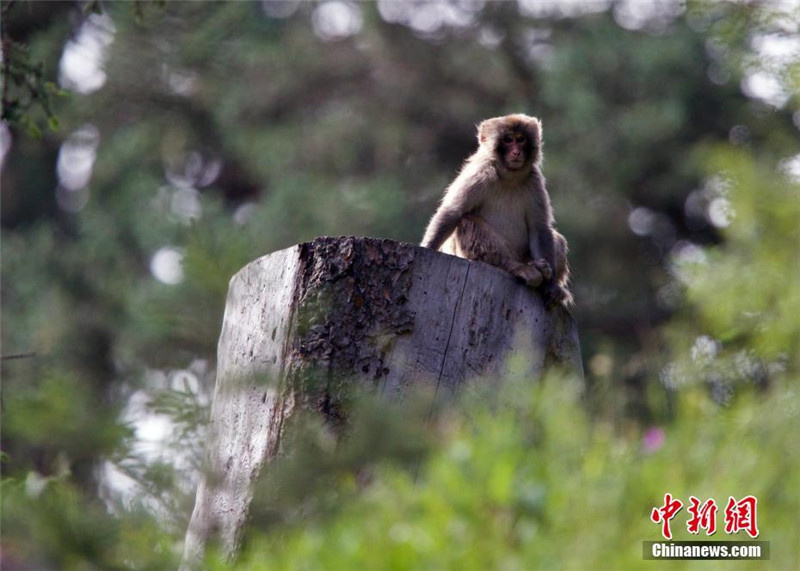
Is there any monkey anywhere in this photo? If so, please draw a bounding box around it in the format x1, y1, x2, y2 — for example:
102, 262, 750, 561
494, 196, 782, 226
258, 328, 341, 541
421, 114, 572, 307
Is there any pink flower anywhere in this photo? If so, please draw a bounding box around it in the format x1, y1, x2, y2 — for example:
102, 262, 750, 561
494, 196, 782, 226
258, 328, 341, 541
643, 427, 665, 453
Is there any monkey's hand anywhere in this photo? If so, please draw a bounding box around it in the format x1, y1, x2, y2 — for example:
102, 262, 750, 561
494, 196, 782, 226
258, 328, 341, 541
509, 261, 544, 287
542, 282, 570, 308
531, 258, 553, 281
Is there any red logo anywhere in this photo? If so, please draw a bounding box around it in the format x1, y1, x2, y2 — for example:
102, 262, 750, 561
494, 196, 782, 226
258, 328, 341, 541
724, 496, 759, 538
651, 493, 683, 540
686, 497, 718, 536
651, 494, 759, 539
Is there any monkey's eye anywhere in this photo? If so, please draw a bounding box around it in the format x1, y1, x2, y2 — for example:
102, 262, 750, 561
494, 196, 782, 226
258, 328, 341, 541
516, 136, 527, 144
502, 134, 514, 144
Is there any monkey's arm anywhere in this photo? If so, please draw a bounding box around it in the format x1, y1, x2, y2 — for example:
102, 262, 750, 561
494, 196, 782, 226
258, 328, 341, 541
532, 227, 571, 307
530, 225, 556, 272
421, 206, 462, 250
421, 176, 485, 250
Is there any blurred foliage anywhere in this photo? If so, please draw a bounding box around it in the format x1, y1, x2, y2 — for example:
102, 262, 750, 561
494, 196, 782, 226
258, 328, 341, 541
675, 149, 800, 368
225, 374, 799, 570
1, 0, 799, 568
3, 476, 177, 569
245, 388, 435, 536
0, 35, 65, 137
1, 0, 64, 137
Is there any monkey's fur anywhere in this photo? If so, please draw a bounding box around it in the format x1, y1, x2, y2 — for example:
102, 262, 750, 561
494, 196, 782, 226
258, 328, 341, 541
421, 114, 572, 307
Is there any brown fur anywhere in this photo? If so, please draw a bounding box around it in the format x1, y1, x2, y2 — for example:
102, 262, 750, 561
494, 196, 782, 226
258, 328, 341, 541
421, 114, 572, 307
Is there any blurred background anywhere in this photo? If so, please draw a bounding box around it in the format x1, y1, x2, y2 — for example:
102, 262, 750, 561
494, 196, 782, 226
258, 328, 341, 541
2, 1, 799, 568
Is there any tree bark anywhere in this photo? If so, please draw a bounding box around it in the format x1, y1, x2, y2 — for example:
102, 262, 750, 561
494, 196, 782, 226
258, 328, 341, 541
181, 236, 582, 566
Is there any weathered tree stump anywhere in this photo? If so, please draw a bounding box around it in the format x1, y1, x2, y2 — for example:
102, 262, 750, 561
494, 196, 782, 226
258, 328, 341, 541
181, 236, 582, 566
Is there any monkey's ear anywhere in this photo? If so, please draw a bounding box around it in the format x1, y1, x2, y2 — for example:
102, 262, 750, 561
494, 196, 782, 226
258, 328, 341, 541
477, 121, 488, 144
477, 118, 496, 145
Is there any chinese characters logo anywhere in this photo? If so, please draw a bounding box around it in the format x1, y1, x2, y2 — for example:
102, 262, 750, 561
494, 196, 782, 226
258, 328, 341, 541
651, 494, 759, 540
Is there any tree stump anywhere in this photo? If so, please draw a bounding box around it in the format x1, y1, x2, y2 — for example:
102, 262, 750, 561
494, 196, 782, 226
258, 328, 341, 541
181, 236, 582, 566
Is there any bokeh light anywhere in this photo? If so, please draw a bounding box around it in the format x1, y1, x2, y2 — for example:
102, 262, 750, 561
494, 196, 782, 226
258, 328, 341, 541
150, 247, 185, 285
58, 13, 115, 94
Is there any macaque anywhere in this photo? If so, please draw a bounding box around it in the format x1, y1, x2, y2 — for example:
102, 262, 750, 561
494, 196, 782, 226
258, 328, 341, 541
421, 114, 572, 307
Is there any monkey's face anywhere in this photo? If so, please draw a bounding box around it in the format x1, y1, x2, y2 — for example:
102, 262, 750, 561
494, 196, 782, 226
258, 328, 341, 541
478, 114, 542, 170
499, 131, 530, 170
